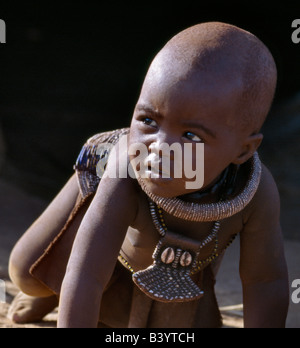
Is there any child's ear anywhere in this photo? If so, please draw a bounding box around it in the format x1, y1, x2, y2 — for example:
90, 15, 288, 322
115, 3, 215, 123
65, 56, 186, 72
232, 133, 263, 165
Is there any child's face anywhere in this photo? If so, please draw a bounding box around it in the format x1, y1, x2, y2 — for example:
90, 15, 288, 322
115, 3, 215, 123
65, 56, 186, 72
129, 65, 247, 198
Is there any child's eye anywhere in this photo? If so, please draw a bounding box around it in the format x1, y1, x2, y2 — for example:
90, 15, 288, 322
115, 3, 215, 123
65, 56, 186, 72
184, 131, 202, 142
142, 117, 157, 128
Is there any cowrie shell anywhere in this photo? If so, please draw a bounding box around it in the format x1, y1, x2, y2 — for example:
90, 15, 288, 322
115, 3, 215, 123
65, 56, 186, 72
180, 251, 192, 267
161, 247, 175, 264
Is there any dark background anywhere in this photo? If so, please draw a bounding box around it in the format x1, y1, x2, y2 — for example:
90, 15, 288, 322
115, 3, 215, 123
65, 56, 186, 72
0, 1, 299, 238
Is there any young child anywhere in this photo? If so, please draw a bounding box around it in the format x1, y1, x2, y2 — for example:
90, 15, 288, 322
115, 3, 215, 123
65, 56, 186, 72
8, 22, 289, 328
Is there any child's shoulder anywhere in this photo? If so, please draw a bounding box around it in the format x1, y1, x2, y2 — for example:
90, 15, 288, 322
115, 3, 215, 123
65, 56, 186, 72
243, 160, 280, 224
255, 162, 280, 205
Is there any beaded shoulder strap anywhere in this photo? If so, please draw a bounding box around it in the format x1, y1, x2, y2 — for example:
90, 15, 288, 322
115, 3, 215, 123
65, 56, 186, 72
74, 128, 130, 198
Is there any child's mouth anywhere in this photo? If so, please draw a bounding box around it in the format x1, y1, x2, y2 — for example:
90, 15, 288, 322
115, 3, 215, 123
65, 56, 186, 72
146, 166, 164, 178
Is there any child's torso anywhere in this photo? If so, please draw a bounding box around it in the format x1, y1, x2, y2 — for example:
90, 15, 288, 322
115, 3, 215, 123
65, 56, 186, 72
120, 187, 245, 273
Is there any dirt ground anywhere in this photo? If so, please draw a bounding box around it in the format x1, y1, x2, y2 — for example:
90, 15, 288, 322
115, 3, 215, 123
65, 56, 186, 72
0, 178, 299, 328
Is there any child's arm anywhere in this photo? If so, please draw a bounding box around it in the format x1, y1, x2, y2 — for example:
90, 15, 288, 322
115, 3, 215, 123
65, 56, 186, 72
239, 165, 289, 328
58, 155, 139, 328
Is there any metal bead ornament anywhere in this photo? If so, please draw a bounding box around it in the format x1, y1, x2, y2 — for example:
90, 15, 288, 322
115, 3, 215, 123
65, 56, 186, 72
133, 153, 261, 303
132, 200, 222, 302
137, 152, 262, 222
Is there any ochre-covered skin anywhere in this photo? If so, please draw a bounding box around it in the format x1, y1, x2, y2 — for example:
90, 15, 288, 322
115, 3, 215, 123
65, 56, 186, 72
8, 22, 288, 328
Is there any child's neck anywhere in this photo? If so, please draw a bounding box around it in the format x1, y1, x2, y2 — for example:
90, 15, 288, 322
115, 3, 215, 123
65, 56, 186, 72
179, 168, 229, 204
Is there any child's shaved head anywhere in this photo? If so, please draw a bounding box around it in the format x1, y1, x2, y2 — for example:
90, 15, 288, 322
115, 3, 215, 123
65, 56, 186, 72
131, 22, 278, 194
143, 22, 277, 134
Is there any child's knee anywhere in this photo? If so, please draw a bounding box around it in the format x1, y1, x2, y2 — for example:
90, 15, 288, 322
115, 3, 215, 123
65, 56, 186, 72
9, 248, 52, 298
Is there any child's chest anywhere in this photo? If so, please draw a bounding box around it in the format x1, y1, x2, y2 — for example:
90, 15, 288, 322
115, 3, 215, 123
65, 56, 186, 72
121, 193, 244, 272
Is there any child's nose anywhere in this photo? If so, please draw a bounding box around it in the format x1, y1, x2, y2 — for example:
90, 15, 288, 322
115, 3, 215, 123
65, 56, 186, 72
148, 142, 171, 156
148, 130, 178, 149
147, 141, 179, 163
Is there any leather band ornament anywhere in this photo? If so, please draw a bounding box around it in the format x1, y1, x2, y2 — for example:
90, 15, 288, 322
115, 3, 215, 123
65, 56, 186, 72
132, 231, 204, 302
